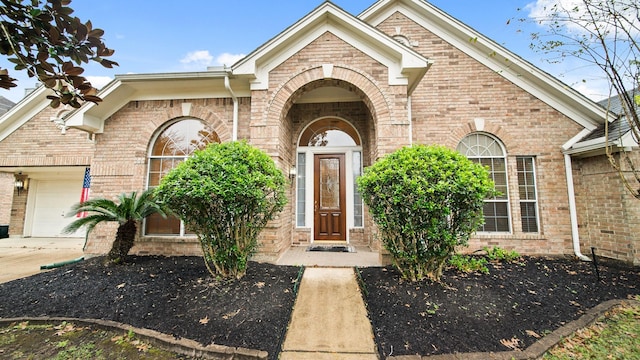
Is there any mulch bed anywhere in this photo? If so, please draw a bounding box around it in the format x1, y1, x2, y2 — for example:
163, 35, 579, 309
0, 256, 301, 360
358, 256, 640, 358
0, 255, 638, 359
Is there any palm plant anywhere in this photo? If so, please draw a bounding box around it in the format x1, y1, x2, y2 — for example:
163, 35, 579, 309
63, 189, 167, 264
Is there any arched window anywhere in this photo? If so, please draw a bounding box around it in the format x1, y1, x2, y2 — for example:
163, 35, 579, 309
457, 133, 510, 232
299, 118, 361, 147
145, 119, 220, 236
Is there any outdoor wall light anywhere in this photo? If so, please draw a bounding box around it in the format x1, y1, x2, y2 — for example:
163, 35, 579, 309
289, 165, 297, 180
14, 173, 28, 195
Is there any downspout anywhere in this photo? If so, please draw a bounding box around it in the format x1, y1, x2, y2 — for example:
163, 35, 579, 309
564, 153, 591, 261
224, 70, 238, 141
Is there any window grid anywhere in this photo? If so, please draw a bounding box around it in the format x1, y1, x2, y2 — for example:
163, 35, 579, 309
457, 133, 511, 233
145, 119, 218, 236
517, 156, 539, 233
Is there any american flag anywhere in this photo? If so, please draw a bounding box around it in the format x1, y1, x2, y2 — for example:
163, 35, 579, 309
77, 167, 91, 218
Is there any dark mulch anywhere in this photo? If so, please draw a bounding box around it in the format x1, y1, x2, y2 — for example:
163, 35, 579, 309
358, 256, 640, 358
0, 255, 638, 359
0, 256, 301, 360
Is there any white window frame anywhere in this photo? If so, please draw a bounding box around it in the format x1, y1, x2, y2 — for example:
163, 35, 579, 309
457, 132, 512, 234
516, 156, 540, 233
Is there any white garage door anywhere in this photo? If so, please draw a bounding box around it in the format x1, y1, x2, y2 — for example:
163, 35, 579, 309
30, 179, 84, 237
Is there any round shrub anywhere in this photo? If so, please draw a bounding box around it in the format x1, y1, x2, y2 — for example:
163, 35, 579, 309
357, 145, 495, 281
154, 141, 287, 279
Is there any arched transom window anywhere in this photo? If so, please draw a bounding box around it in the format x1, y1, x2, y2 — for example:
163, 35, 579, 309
457, 133, 510, 233
145, 119, 220, 236
299, 118, 361, 147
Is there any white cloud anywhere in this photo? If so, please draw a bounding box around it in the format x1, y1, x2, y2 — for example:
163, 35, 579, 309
215, 53, 245, 67
180, 50, 214, 66
86, 76, 113, 89
179, 51, 245, 70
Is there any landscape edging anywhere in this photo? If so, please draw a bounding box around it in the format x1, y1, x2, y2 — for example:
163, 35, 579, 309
0, 316, 268, 360
387, 298, 640, 360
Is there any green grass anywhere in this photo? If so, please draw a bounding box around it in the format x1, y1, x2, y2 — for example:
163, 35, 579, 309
543, 299, 640, 360
0, 321, 199, 359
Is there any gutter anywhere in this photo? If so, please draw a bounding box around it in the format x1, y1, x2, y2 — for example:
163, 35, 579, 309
224, 70, 239, 141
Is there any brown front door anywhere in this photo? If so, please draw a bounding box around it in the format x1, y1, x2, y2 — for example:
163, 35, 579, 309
314, 154, 347, 241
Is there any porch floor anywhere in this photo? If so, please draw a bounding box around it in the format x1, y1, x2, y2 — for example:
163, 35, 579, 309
276, 245, 382, 267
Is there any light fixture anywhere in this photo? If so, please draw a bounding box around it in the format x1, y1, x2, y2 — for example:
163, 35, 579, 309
289, 165, 297, 180
14, 173, 28, 195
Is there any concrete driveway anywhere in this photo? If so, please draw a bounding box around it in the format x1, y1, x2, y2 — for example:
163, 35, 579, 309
0, 237, 85, 284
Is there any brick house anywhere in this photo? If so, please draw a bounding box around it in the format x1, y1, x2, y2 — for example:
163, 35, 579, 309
0, 0, 637, 265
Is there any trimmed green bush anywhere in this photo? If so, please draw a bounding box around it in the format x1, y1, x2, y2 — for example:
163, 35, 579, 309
357, 145, 495, 281
154, 141, 287, 279
483, 246, 521, 262
448, 254, 489, 274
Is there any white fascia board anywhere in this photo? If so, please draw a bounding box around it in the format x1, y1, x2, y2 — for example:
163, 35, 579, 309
563, 128, 593, 151
65, 71, 242, 134
361, 0, 609, 129
233, 3, 430, 91
566, 132, 638, 156
64, 78, 127, 133
0, 86, 51, 142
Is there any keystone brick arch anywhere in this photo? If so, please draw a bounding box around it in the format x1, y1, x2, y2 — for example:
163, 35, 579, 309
264, 65, 392, 134
160, 102, 232, 142
448, 120, 517, 154
144, 110, 232, 153
255, 65, 394, 168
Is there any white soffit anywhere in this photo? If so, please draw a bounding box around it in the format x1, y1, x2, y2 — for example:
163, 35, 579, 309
232, 2, 431, 92
64, 71, 249, 134
360, 0, 609, 129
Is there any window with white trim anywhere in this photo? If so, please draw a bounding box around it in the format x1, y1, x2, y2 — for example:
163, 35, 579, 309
145, 119, 220, 236
457, 133, 510, 232
517, 156, 539, 233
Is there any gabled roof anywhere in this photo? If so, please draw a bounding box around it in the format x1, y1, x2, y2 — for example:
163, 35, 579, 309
0, 86, 50, 141
232, 1, 432, 94
0, 0, 615, 141
360, 0, 612, 130
0, 96, 15, 115
568, 90, 639, 156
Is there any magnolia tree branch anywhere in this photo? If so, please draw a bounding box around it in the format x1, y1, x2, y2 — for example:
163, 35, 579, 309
0, 0, 118, 107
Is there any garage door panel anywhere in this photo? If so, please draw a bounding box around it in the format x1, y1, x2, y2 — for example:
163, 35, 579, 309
31, 179, 83, 237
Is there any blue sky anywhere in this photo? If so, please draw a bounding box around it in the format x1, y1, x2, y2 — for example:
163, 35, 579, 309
0, 0, 608, 103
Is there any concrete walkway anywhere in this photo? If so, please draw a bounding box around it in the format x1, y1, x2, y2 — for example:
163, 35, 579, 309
280, 267, 378, 359
0, 237, 85, 283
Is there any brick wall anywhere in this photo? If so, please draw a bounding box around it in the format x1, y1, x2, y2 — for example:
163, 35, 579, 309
0, 172, 13, 225
375, 12, 584, 256
575, 152, 640, 265
0, 106, 94, 167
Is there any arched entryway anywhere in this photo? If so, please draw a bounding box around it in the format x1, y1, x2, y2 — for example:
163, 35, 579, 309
296, 117, 363, 244
254, 65, 411, 256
